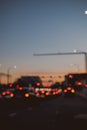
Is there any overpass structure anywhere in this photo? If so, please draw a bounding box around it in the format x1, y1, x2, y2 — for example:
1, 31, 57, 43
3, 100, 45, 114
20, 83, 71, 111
33, 51, 87, 73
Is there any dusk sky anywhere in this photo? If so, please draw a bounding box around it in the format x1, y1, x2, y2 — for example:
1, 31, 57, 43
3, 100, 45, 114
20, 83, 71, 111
0, 0, 87, 80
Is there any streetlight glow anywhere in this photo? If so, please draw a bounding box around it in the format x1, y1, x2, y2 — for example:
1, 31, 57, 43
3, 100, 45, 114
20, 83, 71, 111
85, 10, 87, 15
14, 65, 17, 69
70, 64, 79, 73
73, 50, 77, 53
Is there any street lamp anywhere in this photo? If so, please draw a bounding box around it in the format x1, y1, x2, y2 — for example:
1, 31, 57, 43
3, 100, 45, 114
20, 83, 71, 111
34, 51, 87, 73
7, 65, 16, 84
85, 10, 87, 15
70, 64, 79, 73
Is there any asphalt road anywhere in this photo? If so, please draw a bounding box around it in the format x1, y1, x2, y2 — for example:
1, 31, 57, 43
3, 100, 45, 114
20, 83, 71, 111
0, 94, 87, 130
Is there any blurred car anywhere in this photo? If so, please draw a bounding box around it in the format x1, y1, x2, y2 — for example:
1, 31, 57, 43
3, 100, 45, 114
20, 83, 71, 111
44, 82, 62, 96
34, 87, 51, 98
63, 87, 75, 96
34, 85, 62, 98
13, 85, 30, 100
49, 84, 62, 96
1, 88, 15, 100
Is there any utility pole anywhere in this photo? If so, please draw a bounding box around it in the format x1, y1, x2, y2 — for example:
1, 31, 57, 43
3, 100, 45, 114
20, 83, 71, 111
33, 51, 87, 73
7, 65, 16, 84
84, 52, 87, 73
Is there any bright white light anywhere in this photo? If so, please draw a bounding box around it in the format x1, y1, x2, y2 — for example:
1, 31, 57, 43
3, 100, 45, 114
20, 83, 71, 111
85, 10, 87, 14
73, 49, 77, 53
14, 65, 16, 69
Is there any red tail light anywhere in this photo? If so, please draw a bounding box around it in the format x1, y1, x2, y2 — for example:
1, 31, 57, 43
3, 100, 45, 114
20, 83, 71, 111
10, 93, 14, 97
25, 93, 30, 98
9, 83, 13, 88
19, 87, 23, 91
64, 89, 67, 93
45, 92, 49, 96
36, 92, 40, 97
68, 74, 73, 78
36, 82, 40, 87
85, 84, 87, 88
41, 90, 45, 94
6, 91, 10, 94
53, 92, 56, 95
2, 92, 6, 96
77, 82, 82, 86
58, 89, 62, 93
71, 89, 75, 93
67, 87, 71, 91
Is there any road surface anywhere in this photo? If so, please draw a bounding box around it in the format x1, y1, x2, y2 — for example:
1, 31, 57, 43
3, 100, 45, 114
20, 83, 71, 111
0, 94, 87, 130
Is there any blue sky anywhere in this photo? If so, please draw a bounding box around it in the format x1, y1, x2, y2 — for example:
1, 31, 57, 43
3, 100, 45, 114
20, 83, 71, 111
0, 0, 87, 77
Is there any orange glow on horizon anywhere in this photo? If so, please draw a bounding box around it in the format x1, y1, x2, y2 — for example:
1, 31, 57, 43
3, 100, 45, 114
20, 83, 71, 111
0, 70, 85, 84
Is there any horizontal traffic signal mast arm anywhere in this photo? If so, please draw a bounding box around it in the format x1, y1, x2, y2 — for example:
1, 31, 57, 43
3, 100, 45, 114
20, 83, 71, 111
33, 52, 87, 56
33, 51, 87, 73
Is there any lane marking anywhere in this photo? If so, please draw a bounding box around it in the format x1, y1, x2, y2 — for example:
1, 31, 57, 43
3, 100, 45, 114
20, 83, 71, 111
74, 114, 87, 119
9, 113, 17, 117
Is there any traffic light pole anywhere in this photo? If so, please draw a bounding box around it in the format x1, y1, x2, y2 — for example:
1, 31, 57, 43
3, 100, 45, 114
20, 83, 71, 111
33, 51, 87, 73
84, 53, 87, 73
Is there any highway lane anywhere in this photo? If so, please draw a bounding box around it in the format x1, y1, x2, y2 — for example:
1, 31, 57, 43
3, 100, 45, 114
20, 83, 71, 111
0, 94, 87, 130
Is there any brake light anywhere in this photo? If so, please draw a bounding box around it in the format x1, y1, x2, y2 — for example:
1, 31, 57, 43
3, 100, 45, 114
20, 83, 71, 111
41, 90, 45, 94
58, 89, 62, 93
10, 93, 14, 97
64, 89, 67, 93
71, 89, 75, 93
53, 92, 56, 95
19, 87, 23, 91
68, 74, 73, 78
36, 92, 40, 97
85, 84, 87, 88
6, 91, 10, 94
32, 86, 35, 89
2, 92, 6, 96
25, 93, 30, 98
45, 92, 49, 96
56, 91, 58, 94
36, 82, 40, 86
77, 82, 82, 86
9, 83, 13, 88
67, 87, 71, 91
35, 89, 38, 93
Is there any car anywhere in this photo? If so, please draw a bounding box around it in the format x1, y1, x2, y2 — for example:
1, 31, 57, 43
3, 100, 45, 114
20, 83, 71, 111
48, 82, 62, 96
63, 86, 75, 97
1, 88, 15, 100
